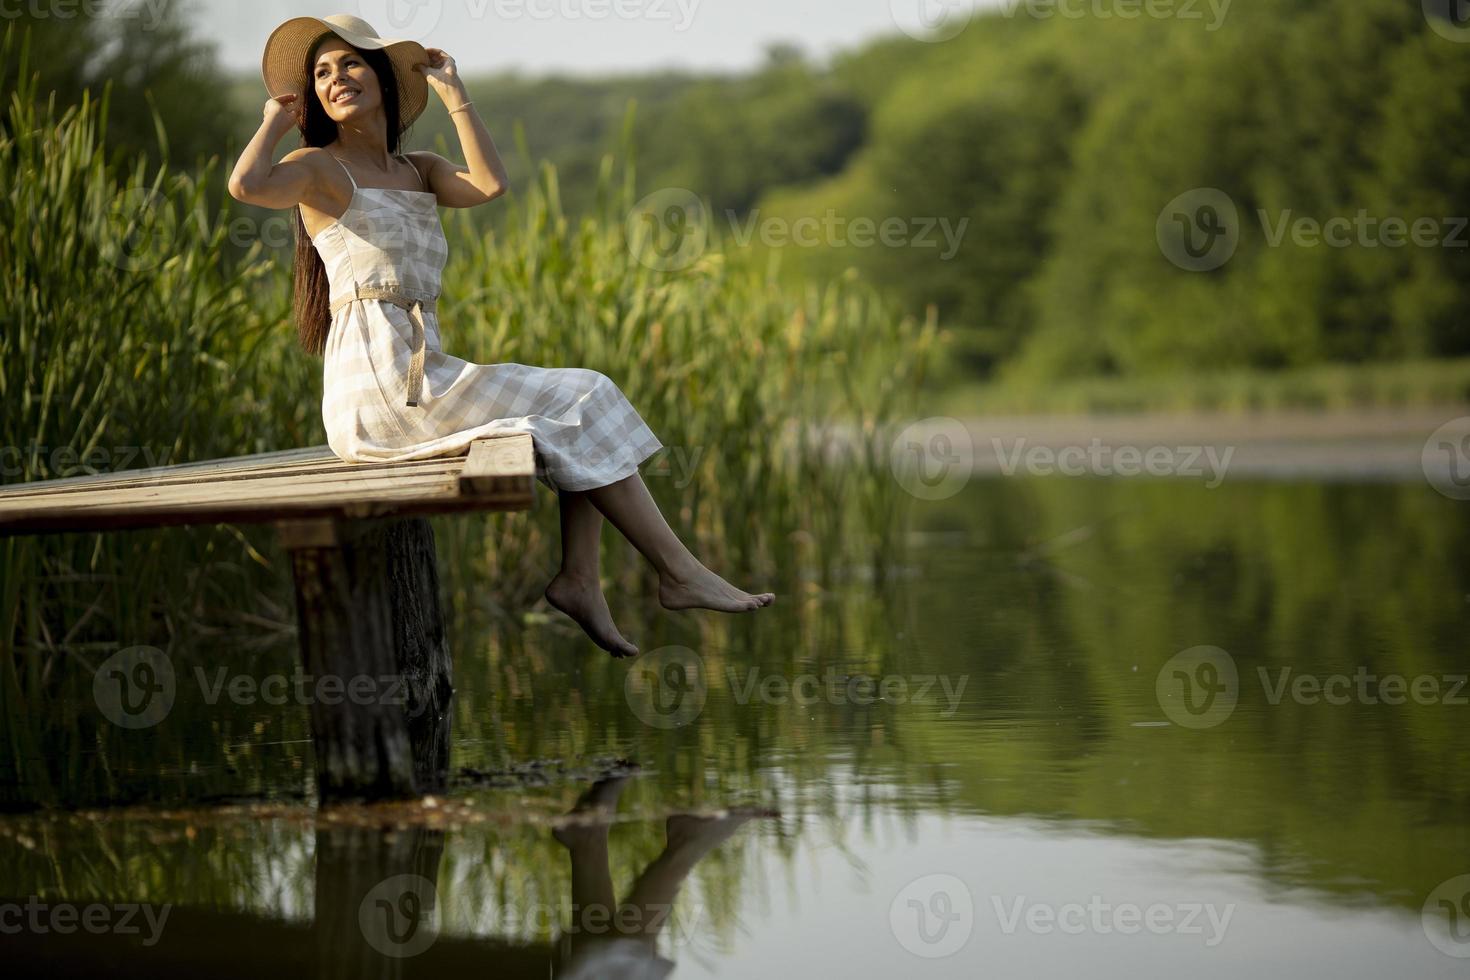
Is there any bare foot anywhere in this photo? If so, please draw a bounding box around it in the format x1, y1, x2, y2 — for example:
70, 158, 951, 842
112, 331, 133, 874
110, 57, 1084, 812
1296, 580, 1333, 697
658, 561, 775, 613
664, 810, 756, 860
545, 573, 639, 658
553, 775, 634, 848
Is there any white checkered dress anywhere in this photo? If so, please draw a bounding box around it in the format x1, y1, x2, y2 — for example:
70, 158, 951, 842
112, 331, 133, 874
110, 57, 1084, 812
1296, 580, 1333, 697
313, 155, 663, 491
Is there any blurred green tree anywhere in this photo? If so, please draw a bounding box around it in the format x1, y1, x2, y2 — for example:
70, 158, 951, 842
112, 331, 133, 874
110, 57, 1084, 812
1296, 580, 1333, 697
1, 0, 232, 168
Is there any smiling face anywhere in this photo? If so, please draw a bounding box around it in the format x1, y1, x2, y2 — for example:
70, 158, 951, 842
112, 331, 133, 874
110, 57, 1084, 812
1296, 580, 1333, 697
311, 38, 382, 122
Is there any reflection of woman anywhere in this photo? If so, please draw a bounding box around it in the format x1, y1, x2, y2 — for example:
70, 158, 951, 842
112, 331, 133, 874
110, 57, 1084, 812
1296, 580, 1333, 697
229, 15, 773, 658
552, 777, 755, 978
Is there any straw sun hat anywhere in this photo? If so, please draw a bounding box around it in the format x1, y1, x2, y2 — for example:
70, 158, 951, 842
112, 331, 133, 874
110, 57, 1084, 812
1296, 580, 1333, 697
262, 13, 431, 129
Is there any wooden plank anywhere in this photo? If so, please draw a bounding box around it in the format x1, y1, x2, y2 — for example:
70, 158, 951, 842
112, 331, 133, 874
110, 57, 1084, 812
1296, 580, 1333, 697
459, 432, 536, 498
0, 494, 532, 536
5, 472, 464, 511
0, 432, 531, 500
0, 447, 447, 499
0, 445, 334, 497
0, 434, 537, 536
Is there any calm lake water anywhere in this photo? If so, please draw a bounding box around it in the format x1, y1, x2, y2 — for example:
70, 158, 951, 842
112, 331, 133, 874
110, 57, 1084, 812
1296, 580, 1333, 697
2, 476, 1468, 977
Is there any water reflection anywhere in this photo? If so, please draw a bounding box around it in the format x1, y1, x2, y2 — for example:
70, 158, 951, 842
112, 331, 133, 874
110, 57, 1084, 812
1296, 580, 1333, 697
0, 789, 767, 978
2, 477, 1469, 976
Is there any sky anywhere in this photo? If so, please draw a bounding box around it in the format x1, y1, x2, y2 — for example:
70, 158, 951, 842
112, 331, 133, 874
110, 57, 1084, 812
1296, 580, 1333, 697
175, 0, 996, 76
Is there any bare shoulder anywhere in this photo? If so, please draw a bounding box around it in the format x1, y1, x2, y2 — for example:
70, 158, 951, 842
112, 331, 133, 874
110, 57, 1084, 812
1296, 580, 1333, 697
403, 150, 449, 166
280, 146, 344, 194
281, 145, 335, 175
403, 150, 449, 178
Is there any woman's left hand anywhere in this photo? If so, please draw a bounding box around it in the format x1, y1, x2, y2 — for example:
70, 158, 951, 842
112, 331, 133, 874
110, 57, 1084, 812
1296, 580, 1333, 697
421, 48, 461, 93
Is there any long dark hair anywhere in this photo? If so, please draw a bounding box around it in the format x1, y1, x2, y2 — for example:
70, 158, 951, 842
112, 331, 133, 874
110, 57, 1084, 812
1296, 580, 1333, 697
292, 36, 405, 355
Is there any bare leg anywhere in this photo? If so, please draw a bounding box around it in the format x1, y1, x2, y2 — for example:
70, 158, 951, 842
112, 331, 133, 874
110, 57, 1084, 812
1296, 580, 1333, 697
552, 778, 628, 959
616, 812, 756, 940
584, 474, 775, 613
545, 490, 639, 658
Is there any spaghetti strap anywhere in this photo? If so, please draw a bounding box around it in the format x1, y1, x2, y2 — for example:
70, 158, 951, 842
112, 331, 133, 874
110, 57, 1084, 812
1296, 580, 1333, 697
398, 152, 428, 192
326, 152, 358, 191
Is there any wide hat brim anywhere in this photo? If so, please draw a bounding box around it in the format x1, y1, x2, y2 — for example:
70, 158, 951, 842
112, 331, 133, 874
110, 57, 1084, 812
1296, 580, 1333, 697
262, 14, 430, 131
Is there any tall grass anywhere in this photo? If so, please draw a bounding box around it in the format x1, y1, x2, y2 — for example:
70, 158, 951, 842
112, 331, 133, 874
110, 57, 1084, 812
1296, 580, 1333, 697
1, 30, 936, 801
0, 26, 304, 658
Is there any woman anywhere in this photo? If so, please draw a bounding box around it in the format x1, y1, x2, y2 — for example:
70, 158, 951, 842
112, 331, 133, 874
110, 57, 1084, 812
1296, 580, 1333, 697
229, 14, 772, 659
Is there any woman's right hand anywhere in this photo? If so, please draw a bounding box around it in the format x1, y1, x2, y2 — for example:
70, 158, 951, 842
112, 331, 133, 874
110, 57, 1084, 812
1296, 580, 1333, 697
229, 94, 312, 207
262, 94, 301, 136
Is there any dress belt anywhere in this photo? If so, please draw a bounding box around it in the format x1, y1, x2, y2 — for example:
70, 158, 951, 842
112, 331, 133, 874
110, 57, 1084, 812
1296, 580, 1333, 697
330, 285, 437, 408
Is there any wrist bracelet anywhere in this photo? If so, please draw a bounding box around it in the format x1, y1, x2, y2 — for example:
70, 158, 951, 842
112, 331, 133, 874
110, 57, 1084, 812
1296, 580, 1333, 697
448, 101, 475, 116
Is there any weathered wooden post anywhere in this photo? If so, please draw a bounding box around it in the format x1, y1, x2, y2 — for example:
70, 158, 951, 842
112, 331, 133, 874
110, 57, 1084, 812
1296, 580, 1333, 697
278, 515, 453, 802
313, 823, 448, 979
